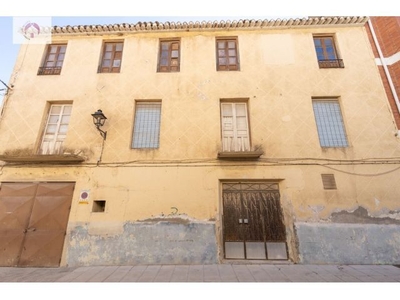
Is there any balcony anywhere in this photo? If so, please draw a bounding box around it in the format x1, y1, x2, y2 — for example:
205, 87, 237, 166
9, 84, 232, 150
217, 150, 264, 160
318, 59, 344, 69
0, 147, 85, 164
0, 154, 85, 164
37, 67, 62, 75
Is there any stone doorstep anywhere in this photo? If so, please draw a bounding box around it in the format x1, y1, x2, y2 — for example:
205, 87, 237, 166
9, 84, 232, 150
221, 259, 293, 265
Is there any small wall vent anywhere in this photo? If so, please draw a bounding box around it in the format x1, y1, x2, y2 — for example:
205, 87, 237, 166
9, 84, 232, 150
321, 174, 337, 190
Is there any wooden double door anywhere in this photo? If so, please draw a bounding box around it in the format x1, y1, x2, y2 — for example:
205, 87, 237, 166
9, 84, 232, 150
0, 182, 74, 267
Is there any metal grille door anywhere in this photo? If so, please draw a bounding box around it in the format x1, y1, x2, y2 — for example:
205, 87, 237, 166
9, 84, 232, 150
222, 182, 288, 260
0, 182, 74, 267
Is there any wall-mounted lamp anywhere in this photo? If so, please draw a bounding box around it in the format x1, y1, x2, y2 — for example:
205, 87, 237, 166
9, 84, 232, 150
91, 109, 107, 140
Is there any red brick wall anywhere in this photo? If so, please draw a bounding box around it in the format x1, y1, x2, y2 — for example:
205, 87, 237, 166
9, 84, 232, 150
369, 17, 400, 57
365, 17, 400, 129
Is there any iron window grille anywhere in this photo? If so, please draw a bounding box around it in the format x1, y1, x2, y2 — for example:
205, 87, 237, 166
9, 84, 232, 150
132, 102, 162, 149
312, 99, 349, 147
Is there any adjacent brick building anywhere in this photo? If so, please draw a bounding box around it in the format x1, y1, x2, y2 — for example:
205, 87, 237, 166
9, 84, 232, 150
366, 17, 400, 129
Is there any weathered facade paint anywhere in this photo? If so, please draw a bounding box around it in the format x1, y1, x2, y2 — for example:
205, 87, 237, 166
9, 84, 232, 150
1, 17, 400, 266
296, 222, 400, 264
331, 206, 400, 225
67, 218, 218, 266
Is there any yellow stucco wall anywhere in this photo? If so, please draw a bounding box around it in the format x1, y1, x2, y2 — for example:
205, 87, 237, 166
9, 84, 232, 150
2, 27, 398, 161
1, 23, 400, 265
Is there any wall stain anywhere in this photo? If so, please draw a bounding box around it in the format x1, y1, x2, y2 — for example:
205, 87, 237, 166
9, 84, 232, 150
66, 221, 218, 266
331, 206, 400, 225
139, 217, 190, 224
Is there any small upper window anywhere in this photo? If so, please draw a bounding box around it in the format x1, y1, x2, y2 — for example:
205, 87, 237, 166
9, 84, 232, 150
38, 44, 67, 75
99, 41, 124, 73
216, 38, 239, 71
158, 40, 180, 72
313, 36, 344, 68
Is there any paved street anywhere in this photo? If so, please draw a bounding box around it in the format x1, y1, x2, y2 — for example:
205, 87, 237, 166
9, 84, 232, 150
1, 263, 400, 282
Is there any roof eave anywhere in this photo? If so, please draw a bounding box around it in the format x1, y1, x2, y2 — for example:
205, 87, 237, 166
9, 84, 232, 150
48, 16, 369, 37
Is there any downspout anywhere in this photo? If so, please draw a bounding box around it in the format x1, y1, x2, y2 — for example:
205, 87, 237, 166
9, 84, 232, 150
367, 18, 400, 134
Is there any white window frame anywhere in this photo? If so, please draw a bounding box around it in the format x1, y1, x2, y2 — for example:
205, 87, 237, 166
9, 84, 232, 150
39, 104, 72, 155
220, 102, 250, 152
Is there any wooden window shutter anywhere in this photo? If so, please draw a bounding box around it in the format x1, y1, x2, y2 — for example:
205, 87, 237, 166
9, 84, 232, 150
221, 103, 235, 151
39, 104, 72, 155
221, 102, 250, 152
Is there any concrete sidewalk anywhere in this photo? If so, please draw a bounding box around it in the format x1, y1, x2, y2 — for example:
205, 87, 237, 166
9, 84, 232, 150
1, 264, 400, 282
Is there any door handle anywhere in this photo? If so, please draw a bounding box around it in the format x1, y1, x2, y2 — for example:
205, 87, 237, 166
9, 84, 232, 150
244, 219, 248, 224
238, 219, 243, 224
27, 228, 36, 232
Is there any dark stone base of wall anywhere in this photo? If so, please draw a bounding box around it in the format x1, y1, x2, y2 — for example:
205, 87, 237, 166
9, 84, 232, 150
66, 221, 218, 267
296, 222, 400, 264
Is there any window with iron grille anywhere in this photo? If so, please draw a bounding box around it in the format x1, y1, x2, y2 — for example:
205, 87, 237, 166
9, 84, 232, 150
313, 36, 344, 68
99, 41, 124, 73
38, 44, 67, 75
158, 39, 180, 72
216, 38, 240, 71
312, 99, 348, 147
132, 102, 162, 149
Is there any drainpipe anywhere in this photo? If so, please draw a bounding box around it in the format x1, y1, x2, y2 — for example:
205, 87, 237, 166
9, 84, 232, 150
367, 18, 400, 135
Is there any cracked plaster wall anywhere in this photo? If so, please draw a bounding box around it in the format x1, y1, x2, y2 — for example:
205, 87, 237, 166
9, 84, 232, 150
66, 219, 218, 267
296, 206, 400, 264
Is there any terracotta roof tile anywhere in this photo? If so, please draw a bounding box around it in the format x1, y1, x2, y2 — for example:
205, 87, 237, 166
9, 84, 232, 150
48, 16, 369, 36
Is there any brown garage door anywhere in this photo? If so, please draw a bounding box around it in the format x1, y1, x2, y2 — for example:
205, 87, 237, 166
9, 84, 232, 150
0, 182, 74, 267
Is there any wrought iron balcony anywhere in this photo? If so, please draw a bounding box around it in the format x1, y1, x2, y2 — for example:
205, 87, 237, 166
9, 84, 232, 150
318, 59, 344, 68
37, 67, 62, 75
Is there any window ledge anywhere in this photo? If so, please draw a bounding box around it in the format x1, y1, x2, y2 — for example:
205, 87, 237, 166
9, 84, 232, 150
0, 154, 85, 164
217, 150, 264, 160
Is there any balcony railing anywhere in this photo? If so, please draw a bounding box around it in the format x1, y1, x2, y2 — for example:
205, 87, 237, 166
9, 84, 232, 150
37, 67, 62, 75
318, 59, 344, 69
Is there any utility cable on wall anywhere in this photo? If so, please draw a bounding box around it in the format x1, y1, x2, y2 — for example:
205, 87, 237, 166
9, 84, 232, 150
3, 157, 400, 177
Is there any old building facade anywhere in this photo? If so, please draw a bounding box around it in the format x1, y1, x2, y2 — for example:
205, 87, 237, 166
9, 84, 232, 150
1, 16, 400, 267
